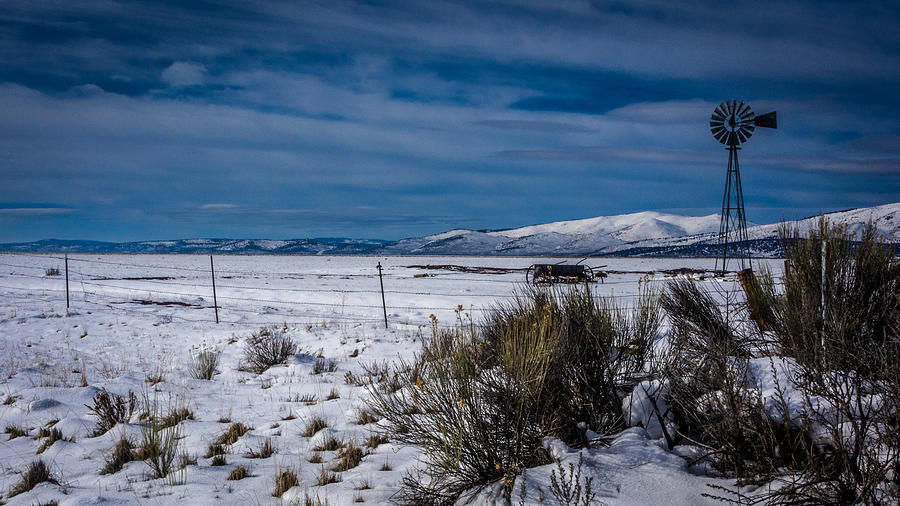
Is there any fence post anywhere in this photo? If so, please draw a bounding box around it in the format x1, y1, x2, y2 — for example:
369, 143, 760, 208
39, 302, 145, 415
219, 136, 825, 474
210, 255, 219, 324
65, 254, 70, 311
820, 237, 826, 349
377, 262, 387, 329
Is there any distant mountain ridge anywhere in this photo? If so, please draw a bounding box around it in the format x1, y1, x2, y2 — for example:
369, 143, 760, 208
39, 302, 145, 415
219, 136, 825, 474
2, 203, 898, 256
0, 238, 390, 255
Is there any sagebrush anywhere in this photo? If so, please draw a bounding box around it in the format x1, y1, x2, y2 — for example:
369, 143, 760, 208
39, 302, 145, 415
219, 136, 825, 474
242, 326, 298, 374
369, 284, 661, 504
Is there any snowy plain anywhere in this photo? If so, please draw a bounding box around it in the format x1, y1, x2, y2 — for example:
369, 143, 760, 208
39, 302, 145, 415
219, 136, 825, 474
0, 254, 784, 505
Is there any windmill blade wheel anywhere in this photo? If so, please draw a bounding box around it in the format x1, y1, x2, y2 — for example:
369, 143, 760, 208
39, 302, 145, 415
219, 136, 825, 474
710, 100, 756, 146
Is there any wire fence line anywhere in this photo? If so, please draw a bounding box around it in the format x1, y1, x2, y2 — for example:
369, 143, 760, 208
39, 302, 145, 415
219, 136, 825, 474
5, 252, 396, 278
0, 253, 753, 329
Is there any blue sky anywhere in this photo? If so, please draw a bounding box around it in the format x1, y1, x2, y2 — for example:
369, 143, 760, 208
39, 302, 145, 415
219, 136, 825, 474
1, 0, 898, 241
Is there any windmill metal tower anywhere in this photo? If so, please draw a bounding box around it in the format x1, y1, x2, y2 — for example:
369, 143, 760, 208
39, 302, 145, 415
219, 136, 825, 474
710, 100, 777, 273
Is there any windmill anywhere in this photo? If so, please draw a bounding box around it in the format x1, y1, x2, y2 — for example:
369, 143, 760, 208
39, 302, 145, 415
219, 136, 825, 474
710, 100, 777, 273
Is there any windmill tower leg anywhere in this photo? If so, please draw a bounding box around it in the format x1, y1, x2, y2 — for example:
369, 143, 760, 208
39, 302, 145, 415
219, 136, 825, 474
718, 144, 751, 273
718, 146, 734, 273
733, 149, 751, 271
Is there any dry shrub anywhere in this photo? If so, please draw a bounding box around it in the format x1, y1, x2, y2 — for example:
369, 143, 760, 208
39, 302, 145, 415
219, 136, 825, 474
313, 358, 337, 375
368, 284, 661, 504
36, 427, 71, 454
333, 440, 365, 472
548, 452, 597, 506
205, 443, 226, 458
296, 393, 317, 405
361, 360, 417, 395
304, 491, 331, 505
370, 326, 549, 504
482, 284, 662, 444
302, 416, 328, 437
773, 219, 900, 376
312, 436, 344, 452
190, 349, 220, 380
86, 390, 137, 436
242, 326, 297, 374
9, 460, 57, 497
316, 464, 343, 485
661, 276, 826, 482
159, 406, 194, 429
660, 277, 750, 359
766, 357, 900, 504
664, 218, 900, 504
273, 467, 299, 497
145, 367, 165, 385
354, 409, 378, 425
345, 370, 366, 386
178, 452, 196, 469
246, 437, 276, 459
227, 464, 249, 480
4, 424, 27, 440
365, 433, 388, 449
214, 422, 251, 446
745, 219, 900, 504
100, 436, 135, 474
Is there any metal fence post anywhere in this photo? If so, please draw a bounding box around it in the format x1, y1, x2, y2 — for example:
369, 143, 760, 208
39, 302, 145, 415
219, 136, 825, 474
65, 254, 70, 311
210, 255, 219, 324
377, 262, 387, 329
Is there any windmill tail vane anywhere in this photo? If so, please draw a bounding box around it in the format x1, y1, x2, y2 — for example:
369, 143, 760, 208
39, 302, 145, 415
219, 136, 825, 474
710, 100, 777, 273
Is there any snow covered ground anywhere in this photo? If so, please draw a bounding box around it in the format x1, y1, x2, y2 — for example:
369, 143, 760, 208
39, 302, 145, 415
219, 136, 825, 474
0, 254, 782, 505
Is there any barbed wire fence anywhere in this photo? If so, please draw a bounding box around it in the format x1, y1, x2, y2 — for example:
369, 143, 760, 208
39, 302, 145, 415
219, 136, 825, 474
0, 253, 770, 330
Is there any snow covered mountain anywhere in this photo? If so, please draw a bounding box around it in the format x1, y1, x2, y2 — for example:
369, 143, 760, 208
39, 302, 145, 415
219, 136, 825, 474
382, 203, 900, 256
606, 202, 900, 257
2, 203, 898, 256
380, 211, 724, 255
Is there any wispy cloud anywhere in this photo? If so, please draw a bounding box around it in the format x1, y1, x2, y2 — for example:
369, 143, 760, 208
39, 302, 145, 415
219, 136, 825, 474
0, 207, 74, 216
494, 146, 717, 164
474, 119, 592, 133
161, 62, 207, 88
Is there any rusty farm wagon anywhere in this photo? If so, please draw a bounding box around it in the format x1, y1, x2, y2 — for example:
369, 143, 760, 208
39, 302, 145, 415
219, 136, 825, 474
526, 263, 604, 284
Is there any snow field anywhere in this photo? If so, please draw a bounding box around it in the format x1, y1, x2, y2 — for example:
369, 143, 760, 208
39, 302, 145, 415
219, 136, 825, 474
0, 254, 782, 505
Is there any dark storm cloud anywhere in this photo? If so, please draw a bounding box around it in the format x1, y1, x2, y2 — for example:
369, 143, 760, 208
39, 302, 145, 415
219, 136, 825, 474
0, 0, 898, 241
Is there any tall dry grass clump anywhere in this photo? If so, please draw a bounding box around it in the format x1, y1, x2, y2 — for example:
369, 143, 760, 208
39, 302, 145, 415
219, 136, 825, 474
190, 348, 220, 380
138, 392, 182, 481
